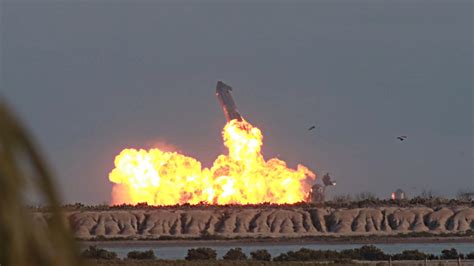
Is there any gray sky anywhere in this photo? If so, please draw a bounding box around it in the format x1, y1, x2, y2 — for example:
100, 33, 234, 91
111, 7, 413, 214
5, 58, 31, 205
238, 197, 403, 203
1, 1, 472, 204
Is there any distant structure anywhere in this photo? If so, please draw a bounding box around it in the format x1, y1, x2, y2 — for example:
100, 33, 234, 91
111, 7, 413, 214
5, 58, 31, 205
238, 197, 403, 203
391, 189, 406, 200
310, 173, 336, 203
215, 81, 243, 122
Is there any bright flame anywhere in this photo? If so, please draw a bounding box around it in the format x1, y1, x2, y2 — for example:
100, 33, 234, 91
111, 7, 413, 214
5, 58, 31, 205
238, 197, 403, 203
109, 120, 316, 205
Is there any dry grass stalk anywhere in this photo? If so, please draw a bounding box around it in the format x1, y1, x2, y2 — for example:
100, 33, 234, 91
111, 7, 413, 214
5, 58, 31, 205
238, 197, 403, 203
0, 101, 82, 266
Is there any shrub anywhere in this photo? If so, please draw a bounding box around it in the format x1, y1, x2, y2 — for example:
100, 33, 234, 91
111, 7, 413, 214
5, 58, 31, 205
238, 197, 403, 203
392, 249, 429, 260
441, 248, 462, 259
359, 245, 389, 261
332, 194, 353, 203
127, 250, 156, 260
223, 247, 247, 260
333, 258, 354, 264
355, 192, 378, 201
81, 245, 117, 260
250, 249, 271, 261
286, 249, 316, 261
456, 190, 474, 201
185, 247, 217, 260
272, 248, 341, 261
340, 245, 388, 261
466, 252, 474, 259
273, 253, 290, 261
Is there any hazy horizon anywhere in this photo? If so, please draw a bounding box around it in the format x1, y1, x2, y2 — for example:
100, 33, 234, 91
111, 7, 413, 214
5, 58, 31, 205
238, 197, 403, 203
1, 1, 472, 204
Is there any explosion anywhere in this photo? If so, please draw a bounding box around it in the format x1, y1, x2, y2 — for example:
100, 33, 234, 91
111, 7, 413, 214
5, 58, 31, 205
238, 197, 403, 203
109, 119, 316, 205
109, 81, 316, 205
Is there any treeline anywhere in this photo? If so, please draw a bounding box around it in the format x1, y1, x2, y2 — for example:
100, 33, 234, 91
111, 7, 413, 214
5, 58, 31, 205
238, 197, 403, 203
31, 196, 473, 212
81, 245, 474, 262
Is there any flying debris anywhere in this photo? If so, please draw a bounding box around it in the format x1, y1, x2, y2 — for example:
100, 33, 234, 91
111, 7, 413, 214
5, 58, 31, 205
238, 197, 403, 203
322, 173, 336, 186
308, 125, 316, 131
397, 136, 407, 141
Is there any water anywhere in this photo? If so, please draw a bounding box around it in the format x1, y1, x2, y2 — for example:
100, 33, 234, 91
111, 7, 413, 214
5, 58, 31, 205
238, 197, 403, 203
89, 242, 474, 259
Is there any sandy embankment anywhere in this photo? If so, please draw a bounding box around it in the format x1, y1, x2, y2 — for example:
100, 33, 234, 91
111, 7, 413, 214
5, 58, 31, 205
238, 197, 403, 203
35, 206, 474, 240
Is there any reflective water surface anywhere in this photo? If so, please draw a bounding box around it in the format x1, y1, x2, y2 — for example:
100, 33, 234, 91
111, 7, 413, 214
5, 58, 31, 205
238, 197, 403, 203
91, 242, 474, 259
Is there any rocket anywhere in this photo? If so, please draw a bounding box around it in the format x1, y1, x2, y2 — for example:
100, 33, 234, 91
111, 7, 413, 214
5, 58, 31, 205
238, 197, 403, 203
215, 81, 243, 122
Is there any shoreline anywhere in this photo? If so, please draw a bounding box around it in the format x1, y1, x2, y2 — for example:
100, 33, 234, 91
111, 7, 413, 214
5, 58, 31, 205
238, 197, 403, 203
79, 236, 474, 247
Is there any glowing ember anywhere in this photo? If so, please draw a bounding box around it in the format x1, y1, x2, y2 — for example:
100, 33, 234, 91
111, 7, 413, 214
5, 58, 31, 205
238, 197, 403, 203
109, 119, 316, 205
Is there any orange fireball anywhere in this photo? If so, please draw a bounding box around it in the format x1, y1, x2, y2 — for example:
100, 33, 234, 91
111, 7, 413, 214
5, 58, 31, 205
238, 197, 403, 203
109, 119, 316, 205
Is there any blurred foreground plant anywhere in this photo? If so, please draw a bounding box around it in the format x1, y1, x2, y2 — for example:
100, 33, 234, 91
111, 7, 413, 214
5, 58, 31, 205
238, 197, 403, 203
0, 101, 82, 266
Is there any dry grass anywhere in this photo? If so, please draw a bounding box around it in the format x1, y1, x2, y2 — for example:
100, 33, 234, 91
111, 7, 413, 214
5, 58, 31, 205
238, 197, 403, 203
0, 101, 82, 265
86, 259, 367, 266
86, 259, 473, 266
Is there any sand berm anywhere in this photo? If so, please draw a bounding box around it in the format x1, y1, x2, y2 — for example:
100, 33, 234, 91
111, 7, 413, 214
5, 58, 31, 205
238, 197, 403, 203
34, 206, 474, 240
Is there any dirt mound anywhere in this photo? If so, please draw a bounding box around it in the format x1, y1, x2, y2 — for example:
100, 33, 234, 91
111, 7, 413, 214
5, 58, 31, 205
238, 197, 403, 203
37, 207, 474, 240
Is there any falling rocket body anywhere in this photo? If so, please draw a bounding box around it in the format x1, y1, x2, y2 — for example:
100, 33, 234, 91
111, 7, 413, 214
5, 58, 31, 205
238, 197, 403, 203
216, 81, 243, 122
